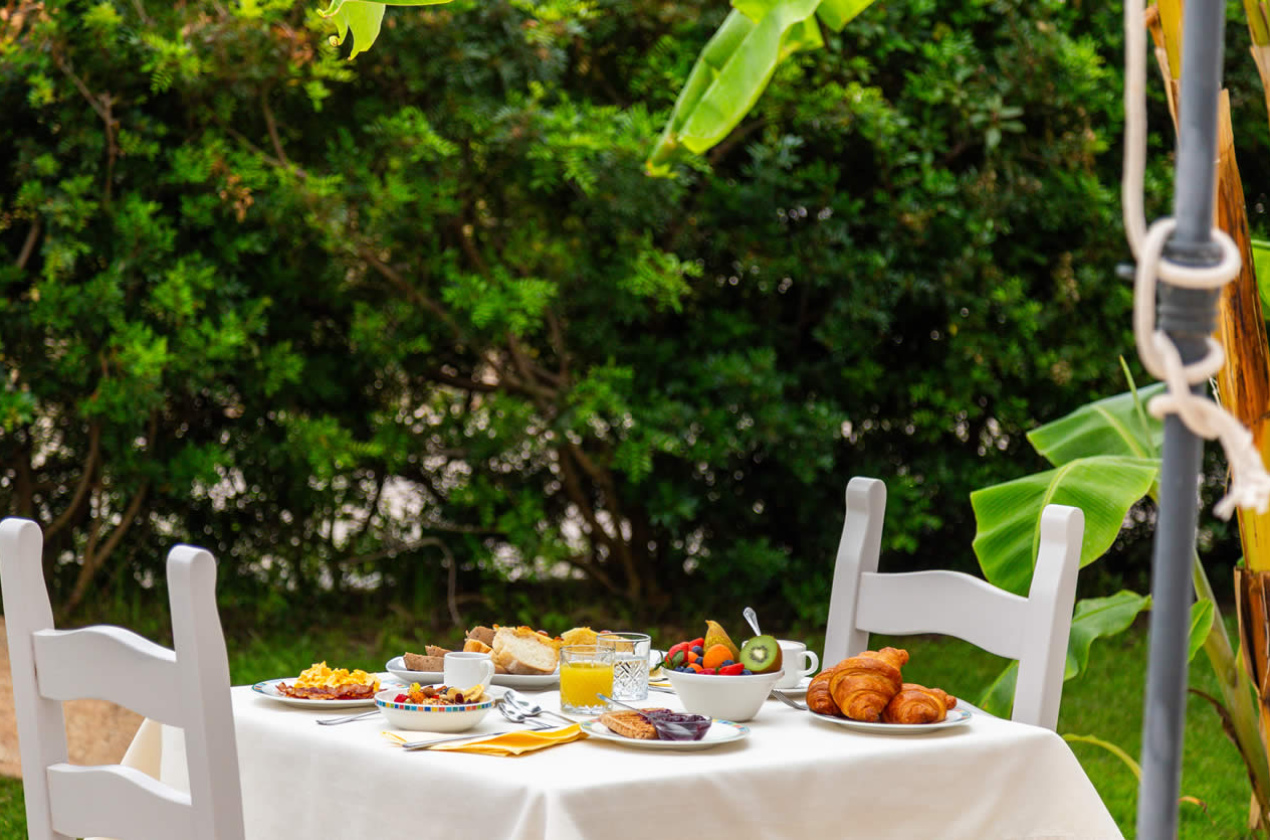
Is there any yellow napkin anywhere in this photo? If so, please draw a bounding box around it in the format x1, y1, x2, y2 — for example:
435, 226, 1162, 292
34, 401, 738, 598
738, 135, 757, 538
382, 724, 587, 756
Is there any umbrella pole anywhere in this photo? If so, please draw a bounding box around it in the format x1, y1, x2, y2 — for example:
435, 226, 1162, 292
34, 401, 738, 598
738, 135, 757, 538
1137, 0, 1226, 836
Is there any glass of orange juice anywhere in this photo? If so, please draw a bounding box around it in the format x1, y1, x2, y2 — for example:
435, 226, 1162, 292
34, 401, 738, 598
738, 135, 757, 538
559, 644, 614, 715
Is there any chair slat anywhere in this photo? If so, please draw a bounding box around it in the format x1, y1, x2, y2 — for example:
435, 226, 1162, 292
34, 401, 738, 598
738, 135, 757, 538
856, 570, 1030, 661
47, 764, 193, 840
34, 627, 184, 726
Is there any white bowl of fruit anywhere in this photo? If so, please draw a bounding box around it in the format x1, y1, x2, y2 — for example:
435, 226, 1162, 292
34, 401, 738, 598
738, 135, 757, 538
375, 684, 495, 732
662, 622, 785, 722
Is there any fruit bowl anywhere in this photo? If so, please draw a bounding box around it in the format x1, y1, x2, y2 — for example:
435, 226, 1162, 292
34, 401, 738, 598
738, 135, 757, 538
374, 687, 495, 732
664, 668, 784, 722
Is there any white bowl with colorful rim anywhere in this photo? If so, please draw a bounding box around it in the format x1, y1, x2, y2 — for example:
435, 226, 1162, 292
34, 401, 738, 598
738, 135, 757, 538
374, 687, 495, 732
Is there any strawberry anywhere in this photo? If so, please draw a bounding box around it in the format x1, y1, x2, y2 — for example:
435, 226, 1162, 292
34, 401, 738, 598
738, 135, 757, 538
718, 663, 745, 676
689, 637, 705, 650
667, 641, 691, 658
700, 667, 718, 675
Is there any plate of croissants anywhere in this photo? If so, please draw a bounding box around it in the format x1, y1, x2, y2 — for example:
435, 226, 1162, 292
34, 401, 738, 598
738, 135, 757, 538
805, 647, 971, 734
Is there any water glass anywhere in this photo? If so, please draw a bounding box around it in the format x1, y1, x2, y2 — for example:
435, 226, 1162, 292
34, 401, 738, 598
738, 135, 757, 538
559, 644, 614, 715
597, 632, 651, 702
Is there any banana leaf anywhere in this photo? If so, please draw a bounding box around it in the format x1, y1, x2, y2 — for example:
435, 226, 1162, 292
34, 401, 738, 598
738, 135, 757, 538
815, 0, 875, 32
976, 592, 1211, 719
1027, 383, 1165, 467
1254, 239, 1270, 317
645, 0, 829, 173
972, 456, 1159, 596
320, 0, 456, 59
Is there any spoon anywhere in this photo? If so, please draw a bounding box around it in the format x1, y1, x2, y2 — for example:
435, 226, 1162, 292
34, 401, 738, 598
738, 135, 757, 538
496, 700, 555, 729
502, 689, 576, 727
743, 606, 762, 637
596, 694, 705, 741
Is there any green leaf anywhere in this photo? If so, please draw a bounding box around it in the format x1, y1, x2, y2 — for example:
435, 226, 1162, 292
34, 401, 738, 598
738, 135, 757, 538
1189, 598, 1215, 663
322, 0, 386, 60
977, 591, 1151, 717
319, 0, 455, 59
1062, 734, 1142, 779
1027, 383, 1166, 467
646, 0, 824, 171
972, 457, 1159, 595
1253, 239, 1270, 318
815, 0, 875, 31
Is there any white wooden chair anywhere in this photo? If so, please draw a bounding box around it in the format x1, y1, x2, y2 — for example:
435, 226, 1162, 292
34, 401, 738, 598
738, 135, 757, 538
822, 477, 1083, 731
0, 517, 244, 840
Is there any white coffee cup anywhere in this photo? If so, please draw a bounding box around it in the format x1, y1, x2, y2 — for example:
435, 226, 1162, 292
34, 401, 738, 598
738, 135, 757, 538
443, 651, 495, 692
776, 640, 820, 688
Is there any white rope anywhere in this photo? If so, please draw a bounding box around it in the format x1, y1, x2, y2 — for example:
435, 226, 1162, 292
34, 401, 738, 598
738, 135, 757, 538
1123, 0, 1270, 518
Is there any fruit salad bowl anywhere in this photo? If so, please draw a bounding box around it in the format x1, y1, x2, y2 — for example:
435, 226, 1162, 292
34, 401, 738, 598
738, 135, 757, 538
665, 668, 784, 722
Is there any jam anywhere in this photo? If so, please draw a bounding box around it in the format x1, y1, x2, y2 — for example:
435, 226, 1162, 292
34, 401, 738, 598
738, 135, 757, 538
645, 711, 712, 741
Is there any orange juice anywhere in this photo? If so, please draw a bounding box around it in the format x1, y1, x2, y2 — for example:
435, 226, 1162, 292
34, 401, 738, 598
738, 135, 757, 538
560, 661, 614, 712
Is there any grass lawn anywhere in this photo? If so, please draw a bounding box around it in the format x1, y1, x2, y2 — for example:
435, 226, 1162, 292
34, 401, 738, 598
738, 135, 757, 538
0, 620, 1255, 838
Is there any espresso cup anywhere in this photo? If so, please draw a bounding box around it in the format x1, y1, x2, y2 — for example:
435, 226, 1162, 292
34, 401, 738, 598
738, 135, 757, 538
443, 651, 495, 692
776, 640, 820, 688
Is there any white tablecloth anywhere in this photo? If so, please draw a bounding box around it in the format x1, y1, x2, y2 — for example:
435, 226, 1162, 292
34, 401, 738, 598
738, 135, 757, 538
125, 686, 1123, 840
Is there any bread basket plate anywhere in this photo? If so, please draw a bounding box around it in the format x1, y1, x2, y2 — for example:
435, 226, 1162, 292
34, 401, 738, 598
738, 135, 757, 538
809, 707, 972, 734
492, 671, 559, 689
579, 719, 749, 750
252, 676, 397, 709
386, 657, 558, 690
385, 657, 443, 687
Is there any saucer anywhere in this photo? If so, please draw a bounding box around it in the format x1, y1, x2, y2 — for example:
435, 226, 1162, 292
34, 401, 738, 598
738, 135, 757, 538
771, 676, 812, 695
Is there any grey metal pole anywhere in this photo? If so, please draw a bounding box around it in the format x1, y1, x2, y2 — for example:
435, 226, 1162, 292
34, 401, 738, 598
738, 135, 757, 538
1136, 0, 1226, 835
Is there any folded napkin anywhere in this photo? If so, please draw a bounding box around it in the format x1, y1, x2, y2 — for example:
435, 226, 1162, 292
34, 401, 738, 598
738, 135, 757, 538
382, 724, 586, 756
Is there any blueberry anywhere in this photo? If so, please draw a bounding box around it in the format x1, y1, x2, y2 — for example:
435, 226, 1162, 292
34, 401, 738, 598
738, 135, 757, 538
742, 669, 753, 675
722, 659, 734, 667
691, 645, 704, 655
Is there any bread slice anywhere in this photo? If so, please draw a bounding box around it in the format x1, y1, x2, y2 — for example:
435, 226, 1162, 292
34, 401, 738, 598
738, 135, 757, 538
425, 645, 452, 658
466, 626, 496, 647
491, 626, 559, 675
402, 652, 445, 672
463, 639, 492, 654
600, 710, 660, 740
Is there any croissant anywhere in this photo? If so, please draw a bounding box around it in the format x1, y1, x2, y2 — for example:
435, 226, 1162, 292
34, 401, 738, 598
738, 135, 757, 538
881, 683, 957, 724
806, 664, 844, 716
828, 647, 909, 722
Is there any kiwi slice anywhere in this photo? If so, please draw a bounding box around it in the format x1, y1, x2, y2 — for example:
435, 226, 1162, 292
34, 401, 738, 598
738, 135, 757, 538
739, 635, 783, 674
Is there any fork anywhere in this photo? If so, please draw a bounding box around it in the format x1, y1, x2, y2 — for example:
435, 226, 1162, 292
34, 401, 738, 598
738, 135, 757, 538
771, 689, 808, 711
316, 710, 379, 726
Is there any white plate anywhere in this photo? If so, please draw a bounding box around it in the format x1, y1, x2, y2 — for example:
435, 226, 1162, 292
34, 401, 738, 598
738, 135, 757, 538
771, 677, 812, 695
386, 657, 559, 690
810, 707, 972, 734
252, 677, 387, 709
579, 718, 749, 750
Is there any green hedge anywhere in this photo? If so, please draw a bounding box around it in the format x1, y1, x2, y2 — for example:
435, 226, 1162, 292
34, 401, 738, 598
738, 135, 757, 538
1, 0, 1261, 627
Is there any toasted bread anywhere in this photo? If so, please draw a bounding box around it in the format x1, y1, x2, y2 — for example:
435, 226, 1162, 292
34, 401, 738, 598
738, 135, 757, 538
425, 645, 452, 658
402, 652, 445, 672
559, 626, 598, 647
599, 710, 664, 740
491, 626, 559, 675
463, 639, 492, 654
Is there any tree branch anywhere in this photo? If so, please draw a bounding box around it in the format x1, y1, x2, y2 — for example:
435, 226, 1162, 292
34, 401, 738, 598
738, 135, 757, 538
61, 480, 149, 617
46, 422, 101, 539
16, 217, 41, 270
260, 89, 290, 169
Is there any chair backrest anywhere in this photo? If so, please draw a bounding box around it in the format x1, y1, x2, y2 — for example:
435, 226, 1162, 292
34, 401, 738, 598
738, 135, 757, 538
822, 477, 1083, 731
0, 517, 244, 840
